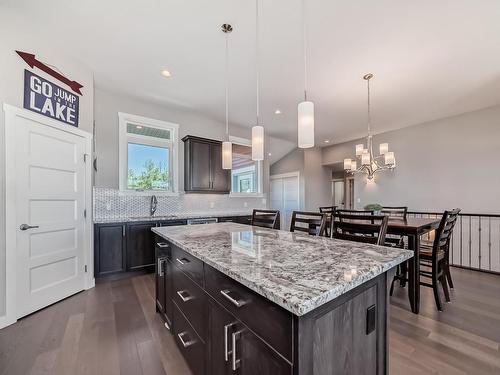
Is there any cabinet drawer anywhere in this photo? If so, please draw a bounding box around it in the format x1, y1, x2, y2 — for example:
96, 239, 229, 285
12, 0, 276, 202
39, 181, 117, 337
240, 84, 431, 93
173, 304, 206, 375
171, 244, 204, 287
205, 265, 293, 361
173, 266, 207, 341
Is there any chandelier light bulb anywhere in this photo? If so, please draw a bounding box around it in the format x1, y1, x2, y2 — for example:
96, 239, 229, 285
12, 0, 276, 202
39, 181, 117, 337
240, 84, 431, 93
355, 144, 364, 156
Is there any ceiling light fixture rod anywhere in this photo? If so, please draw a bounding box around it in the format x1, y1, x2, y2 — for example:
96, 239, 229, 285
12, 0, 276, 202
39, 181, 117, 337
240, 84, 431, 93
302, 0, 308, 101
255, 0, 260, 124
223, 24, 232, 139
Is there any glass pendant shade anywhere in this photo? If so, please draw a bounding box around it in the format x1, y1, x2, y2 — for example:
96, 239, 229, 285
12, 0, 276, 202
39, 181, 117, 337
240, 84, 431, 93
343, 159, 351, 170
361, 152, 371, 166
251, 125, 264, 161
379, 143, 389, 155
350, 160, 357, 171
385, 151, 395, 166
355, 144, 364, 156
297, 101, 315, 148
222, 141, 232, 169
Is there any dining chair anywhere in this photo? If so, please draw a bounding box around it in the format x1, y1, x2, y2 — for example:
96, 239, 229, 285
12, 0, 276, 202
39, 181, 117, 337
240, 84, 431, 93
381, 206, 408, 220
290, 211, 327, 236
331, 211, 389, 246
390, 209, 461, 311
251, 209, 280, 230
382, 207, 408, 286
319, 206, 336, 236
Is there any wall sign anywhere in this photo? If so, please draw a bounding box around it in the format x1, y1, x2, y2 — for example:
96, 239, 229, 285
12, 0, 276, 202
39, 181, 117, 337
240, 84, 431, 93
23, 70, 79, 127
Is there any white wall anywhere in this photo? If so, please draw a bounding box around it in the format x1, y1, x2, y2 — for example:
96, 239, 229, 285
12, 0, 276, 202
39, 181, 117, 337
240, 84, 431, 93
94, 87, 295, 196
322, 105, 500, 214
0, 8, 94, 319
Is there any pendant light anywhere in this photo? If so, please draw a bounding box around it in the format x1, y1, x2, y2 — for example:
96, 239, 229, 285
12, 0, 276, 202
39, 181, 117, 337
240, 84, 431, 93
251, 0, 264, 161
222, 24, 233, 170
297, 0, 314, 148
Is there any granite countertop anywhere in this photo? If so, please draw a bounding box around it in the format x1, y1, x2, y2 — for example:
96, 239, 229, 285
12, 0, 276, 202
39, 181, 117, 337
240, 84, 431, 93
152, 222, 413, 316
93, 211, 253, 224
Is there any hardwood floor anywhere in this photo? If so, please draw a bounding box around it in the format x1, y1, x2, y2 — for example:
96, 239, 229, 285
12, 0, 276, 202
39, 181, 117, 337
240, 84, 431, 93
0, 267, 499, 375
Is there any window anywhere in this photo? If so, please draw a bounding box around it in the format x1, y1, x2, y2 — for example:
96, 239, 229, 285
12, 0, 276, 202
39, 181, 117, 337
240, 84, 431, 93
119, 113, 179, 193
230, 137, 262, 196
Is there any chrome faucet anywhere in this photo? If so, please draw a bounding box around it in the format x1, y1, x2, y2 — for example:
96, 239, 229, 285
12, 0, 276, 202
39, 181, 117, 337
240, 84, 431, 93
150, 195, 158, 216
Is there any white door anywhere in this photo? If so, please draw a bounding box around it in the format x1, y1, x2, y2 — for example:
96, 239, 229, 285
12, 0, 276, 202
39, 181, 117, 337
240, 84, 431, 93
270, 173, 300, 230
332, 180, 345, 209
9, 110, 87, 318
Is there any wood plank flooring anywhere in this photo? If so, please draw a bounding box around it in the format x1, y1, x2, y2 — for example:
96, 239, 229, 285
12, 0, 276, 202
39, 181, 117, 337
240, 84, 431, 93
1, 267, 499, 375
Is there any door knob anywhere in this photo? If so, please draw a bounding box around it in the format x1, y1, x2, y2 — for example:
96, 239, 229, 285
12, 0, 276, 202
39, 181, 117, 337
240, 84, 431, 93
19, 224, 39, 231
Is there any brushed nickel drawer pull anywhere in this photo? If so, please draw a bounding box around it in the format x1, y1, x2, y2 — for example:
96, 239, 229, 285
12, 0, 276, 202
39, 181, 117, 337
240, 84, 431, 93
220, 290, 246, 308
223, 323, 235, 362
157, 242, 169, 248
177, 331, 196, 348
176, 290, 194, 302
176, 257, 190, 265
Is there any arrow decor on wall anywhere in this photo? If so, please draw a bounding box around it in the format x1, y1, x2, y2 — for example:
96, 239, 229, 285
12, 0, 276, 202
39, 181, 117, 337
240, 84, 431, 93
16, 50, 84, 95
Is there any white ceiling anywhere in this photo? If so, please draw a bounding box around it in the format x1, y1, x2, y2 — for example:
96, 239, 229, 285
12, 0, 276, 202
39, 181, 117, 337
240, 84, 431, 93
3, 0, 500, 145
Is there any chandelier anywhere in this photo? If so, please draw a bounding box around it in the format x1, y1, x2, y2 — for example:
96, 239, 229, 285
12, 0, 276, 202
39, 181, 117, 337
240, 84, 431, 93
344, 73, 396, 182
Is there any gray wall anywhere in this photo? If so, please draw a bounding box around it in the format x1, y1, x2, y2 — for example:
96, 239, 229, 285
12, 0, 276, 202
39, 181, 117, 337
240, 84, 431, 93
0, 8, 94, 320
270, 147, 333, 210
322, 105, 500, 213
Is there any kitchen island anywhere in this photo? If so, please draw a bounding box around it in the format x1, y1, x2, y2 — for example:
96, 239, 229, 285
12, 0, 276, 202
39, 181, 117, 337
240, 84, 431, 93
153, 223, 413, 375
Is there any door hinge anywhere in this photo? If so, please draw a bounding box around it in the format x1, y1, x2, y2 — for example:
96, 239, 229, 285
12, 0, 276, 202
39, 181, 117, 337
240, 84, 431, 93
83, 209, 87, 218
83, 153, 89, 163
84, 265, 88, 273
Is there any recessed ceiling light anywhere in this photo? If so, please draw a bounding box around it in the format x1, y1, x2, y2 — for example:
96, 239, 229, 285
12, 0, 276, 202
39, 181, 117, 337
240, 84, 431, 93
268, 153, 272, 156
274, 109, 282, 115
324, 140, 330, 143
161, 69, 171, 78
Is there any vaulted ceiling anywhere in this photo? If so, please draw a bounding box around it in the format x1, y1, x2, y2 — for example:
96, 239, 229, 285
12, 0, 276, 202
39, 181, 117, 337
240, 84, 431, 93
4, 0, 500, 145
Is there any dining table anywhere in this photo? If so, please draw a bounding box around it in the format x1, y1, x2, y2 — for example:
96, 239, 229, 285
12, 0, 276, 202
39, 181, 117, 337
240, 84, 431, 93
386, 217, 442, 314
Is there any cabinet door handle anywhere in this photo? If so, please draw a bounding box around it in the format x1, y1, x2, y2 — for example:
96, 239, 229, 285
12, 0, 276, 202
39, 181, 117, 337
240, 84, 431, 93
122, 225, 126, 237
221, 290, 247, 308
231, 330, 243, 371
176, 257, 190, 265
223, 323, 235, 362
156, 242, 169, 248
157, 259, 165, 277
176, 290, 194, 302
177, 331, 196, 348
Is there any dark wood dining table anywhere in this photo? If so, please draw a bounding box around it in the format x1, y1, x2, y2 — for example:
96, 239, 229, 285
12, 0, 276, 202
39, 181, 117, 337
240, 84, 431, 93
386, 217, 441, 314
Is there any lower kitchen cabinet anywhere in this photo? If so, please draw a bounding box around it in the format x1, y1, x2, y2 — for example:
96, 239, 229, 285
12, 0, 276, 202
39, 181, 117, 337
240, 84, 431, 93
126, 222, 156, 272
94, 223, 126, 276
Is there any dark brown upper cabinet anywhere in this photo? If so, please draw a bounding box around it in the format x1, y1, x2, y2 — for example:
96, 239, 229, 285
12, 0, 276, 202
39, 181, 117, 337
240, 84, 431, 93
182, 135, 230, 194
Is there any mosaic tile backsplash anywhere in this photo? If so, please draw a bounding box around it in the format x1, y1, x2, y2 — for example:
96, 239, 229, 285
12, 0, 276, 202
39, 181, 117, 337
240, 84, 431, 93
93, 187, 267, 222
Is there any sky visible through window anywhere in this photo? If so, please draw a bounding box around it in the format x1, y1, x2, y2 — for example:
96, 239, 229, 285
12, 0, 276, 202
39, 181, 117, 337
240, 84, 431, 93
128, 143, 170, 190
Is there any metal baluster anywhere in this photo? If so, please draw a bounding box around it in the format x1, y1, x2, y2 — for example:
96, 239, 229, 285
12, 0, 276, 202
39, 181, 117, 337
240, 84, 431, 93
479, 216, 482, 270
460, 215, 463, 267
469, 216, 472, 268
488, 217, 492, 272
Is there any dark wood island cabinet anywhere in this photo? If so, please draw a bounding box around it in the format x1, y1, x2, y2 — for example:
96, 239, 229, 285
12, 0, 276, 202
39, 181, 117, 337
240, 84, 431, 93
153, 223, 413, 375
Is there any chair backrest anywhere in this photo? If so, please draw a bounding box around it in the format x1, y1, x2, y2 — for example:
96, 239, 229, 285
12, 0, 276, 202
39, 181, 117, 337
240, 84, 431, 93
331, 211, 389, 246
290, 211, 327, 236
381, 206, 408, 220
251, 209, 280, 230
335, 209, 374, 223
432, 209, 461, 258
319, 206, 336, 214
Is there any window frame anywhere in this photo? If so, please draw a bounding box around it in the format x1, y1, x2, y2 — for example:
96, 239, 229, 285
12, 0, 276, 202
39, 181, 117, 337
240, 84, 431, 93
228, 135, 264, 198
118, 112, 179, 195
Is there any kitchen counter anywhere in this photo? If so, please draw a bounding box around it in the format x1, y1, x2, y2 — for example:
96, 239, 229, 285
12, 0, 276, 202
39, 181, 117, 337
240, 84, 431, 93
153, 222, 412, 316
93, 210, 253, 224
